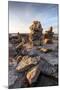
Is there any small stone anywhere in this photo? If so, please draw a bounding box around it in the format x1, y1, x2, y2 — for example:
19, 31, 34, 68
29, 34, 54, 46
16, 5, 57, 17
40, 48, 52, 53
9, 43, 17, 57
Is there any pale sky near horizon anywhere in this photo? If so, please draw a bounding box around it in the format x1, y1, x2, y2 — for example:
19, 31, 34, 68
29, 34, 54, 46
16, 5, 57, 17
9, 1, 58, 33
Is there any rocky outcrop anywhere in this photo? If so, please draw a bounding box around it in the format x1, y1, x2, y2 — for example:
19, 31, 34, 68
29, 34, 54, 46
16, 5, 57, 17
29, 21, 43, 46
43, 26, 54, 44
9, 21, 58, 88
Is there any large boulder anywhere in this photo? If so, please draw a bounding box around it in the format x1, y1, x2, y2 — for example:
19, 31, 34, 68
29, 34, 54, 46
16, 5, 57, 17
29, 21, 43, 46
16, 56, 41, 72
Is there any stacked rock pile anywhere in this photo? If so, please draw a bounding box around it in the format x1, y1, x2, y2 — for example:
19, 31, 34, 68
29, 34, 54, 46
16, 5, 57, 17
29, 21, 43, 46
44, 26, 54, 44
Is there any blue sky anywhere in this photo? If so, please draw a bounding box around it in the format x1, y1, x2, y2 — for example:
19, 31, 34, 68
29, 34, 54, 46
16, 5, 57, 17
9, 1, 58, 33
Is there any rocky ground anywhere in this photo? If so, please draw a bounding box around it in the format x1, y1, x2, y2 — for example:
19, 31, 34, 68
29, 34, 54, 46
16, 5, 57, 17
8, 33, 58, 89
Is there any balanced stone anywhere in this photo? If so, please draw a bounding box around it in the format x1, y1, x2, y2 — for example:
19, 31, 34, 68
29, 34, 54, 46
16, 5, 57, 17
44, 26, 54, 44
29, 21, 43, 46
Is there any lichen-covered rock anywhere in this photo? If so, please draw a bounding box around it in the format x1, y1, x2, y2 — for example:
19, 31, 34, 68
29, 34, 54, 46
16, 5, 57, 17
16, 56, 41, 72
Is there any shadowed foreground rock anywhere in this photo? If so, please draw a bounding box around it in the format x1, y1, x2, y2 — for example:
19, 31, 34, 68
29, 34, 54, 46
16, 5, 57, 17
9, 56, 58, 88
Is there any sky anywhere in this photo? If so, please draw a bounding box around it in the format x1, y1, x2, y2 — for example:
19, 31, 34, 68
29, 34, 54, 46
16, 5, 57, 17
8, 1, 58, 33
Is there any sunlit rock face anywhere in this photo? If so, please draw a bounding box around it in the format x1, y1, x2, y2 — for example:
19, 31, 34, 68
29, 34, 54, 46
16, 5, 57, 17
43, 26, 54, 44
29, 21, 43, 46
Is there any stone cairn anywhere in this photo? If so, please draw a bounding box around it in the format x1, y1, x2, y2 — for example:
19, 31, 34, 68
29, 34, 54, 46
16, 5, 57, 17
29, 21, 43, 46
44, 26, 54, 44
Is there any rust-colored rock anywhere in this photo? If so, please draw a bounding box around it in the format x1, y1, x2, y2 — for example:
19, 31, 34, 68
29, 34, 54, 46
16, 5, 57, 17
44, 26, 54, 44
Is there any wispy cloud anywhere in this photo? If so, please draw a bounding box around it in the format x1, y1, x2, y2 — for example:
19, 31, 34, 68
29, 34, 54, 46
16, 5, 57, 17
9, 1, 58, 33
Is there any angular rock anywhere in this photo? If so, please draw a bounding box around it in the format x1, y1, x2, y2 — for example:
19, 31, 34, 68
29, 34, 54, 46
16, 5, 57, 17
9, 57, 17, 67
28, 48, 40, 56
9, 43, 17, 57
38, 58, 58, 78
43, 26, 54, 44
26, 64, 41, 84
9, 72, 28, 88
8, 58, 18, 87
9, 57, 28, 88
8, 68, 18, 87
16, 56, 41, 72
40, 48, 52, 53
16, 56, 22, 64
16, 42, 23, 50
44, 39, 53, 44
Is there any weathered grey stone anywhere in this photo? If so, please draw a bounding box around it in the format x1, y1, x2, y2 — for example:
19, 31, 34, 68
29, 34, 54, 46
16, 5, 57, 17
28, 48, 40, 56
9, 43, 17, 57
8, 58, 17, 87
38, 58, 58, 78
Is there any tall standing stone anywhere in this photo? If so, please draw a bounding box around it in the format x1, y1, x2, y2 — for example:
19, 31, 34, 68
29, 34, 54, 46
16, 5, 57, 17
44, 26, 54, 44
29, 21, 43, 46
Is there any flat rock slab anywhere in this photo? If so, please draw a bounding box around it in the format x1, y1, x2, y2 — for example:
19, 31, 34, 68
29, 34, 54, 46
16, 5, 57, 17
31, 73, 58, 87
38, 52, 58, 66
38, 58, 58, 78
